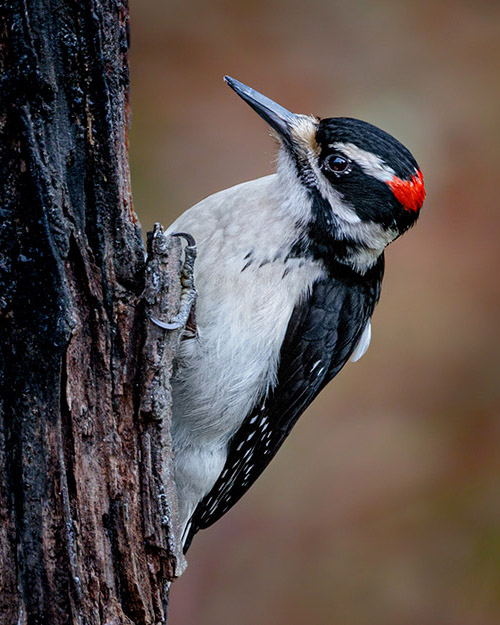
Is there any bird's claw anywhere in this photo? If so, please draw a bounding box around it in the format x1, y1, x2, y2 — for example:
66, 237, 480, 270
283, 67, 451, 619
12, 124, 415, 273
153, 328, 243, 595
150, 232, 197, 331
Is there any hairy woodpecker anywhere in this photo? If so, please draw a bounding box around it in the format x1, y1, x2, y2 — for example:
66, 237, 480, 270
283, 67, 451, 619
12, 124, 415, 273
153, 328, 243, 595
166, 77, 425, 552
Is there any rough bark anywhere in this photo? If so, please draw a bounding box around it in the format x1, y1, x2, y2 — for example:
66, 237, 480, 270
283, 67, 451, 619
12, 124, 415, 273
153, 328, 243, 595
0, 1, 183, 623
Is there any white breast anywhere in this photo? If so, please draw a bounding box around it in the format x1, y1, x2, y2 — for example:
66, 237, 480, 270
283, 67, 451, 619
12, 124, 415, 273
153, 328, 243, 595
167, 175, 325, 452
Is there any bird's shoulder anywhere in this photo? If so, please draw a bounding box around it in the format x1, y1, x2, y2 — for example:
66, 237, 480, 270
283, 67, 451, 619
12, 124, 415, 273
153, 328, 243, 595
167, 175, 279, 240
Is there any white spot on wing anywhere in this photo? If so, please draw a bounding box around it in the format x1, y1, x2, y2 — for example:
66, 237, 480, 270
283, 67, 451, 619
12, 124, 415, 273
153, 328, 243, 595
351, 321, 372, 362
311, 360, 322, 373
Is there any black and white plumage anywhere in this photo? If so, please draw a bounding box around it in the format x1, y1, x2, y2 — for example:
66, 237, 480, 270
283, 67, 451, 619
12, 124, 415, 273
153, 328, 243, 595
166, 77, 425, 552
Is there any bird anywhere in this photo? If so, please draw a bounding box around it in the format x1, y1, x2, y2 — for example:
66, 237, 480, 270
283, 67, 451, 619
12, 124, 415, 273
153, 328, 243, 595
165, 76, 425, 552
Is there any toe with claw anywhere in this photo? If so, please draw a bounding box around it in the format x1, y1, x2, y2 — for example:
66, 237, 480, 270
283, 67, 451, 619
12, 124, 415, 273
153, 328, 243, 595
150, 231, 198, 332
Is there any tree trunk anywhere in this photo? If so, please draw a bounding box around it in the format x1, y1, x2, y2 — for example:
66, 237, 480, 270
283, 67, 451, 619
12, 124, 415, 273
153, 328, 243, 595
0, 1, 184, 623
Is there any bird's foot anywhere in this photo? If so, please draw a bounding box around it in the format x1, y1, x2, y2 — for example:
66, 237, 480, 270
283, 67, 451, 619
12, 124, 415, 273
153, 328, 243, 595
150, 232, 198, 332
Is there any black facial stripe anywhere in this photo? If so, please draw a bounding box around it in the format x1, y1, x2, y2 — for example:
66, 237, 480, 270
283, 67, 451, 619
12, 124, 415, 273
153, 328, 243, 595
316, 150, 418, 233
317, 117, 420, 181
278, 135, 319, 191
291, 152, 317, 189
325, 161, 399, 228
288, 189, 379, 279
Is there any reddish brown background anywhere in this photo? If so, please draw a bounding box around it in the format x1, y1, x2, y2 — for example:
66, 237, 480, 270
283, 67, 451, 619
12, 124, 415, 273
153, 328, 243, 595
130, 2, 500, 623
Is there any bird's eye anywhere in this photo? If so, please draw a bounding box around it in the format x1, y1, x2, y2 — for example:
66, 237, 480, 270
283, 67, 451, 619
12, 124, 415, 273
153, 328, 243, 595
323, 154, 351, 177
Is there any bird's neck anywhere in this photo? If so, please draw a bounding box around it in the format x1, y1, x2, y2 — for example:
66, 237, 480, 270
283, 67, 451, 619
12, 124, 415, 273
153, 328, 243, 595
276, 183, 386, 277
275, 151, 391, 276
307, 223, 385, 277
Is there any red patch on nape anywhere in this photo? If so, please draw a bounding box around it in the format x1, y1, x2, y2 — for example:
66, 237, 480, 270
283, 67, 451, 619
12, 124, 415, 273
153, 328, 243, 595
387, 169, 425, 212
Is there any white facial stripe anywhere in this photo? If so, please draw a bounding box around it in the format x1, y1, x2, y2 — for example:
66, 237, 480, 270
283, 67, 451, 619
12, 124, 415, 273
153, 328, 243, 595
330, 142, 395, 182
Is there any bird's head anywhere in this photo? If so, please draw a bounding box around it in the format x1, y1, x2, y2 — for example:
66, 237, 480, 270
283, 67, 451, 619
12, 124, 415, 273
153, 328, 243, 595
225, 76, 425, 273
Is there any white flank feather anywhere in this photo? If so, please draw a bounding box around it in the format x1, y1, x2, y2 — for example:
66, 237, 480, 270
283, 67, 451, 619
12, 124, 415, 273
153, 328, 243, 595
350, 321, 372, 362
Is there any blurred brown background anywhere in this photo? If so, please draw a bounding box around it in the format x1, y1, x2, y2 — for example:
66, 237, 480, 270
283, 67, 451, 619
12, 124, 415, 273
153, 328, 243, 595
129, 1, 500, 623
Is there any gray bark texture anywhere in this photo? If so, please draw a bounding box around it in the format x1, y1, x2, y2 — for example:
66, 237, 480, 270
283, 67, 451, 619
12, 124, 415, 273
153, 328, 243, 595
0, 1, 184, 623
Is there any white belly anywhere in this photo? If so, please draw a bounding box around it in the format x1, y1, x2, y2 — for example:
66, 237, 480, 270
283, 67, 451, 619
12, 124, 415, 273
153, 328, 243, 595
166, 175, 324, 530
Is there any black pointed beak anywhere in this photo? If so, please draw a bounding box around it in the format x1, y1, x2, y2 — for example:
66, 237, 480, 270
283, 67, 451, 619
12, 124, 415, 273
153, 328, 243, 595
224, 76, 298, 146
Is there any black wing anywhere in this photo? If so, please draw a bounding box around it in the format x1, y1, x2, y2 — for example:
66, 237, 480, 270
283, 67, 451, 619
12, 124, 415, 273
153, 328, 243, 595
184, 261, 383, 551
